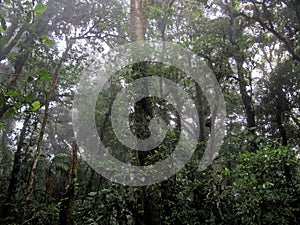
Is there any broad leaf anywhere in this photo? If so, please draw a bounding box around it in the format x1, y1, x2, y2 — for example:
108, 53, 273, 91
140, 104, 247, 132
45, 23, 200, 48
31, 101, 41, 111
34, 3, 47, 16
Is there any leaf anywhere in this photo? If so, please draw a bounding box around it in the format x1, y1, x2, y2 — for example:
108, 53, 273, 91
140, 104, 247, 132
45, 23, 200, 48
0, 122, 5, 131
0, 39, 8, 45
0, 94, 5, 107
38, 69, 51, 81
40, 35, 55, 47
25, 94, 34, 102
5, 91, 21, 98
0, 14, 7, 30
31, 101, 41, 111
88, 192, 97, 197
249, 173, 257, 184
53, 205, 60, 213
34, 3, 47, 16
6, 106, 17, 117
224, 167, 230, 175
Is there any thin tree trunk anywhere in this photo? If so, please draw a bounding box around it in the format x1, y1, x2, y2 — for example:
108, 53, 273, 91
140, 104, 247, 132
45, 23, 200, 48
276, 113, 288, 146
227, 4, 257, 149
272, 86, 288, 146
234, 55, 258, 150
0, 117, 13, 176
59, 143, 78, 225
22, 42, 72, 221
234, 56, 256, 130
195, 82, 206, 143
1, 116, 30, 219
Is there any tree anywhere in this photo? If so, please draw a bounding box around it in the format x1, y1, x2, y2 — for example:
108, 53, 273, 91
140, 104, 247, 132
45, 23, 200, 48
0, 0, 299, 224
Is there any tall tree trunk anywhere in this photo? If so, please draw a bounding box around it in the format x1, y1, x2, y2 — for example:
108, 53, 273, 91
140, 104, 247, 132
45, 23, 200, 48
59, 143, 78, 225
130, 1, 162, 224
275, 97, 288, 146
130, 1, 146, 224
234, 56, 256, 130
234, 52, 257, 151
227, 3, 257, 149
130, 0, 144, 41
130, 63, 162, 225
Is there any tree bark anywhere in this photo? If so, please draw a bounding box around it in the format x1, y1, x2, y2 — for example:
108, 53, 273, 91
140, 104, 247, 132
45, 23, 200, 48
227, 2, 257, 150
0, 117, 13, 176
275, 96, 288, 146
130, 0, 144, 41
234, 56, 256, 130
129, 1, 162, 224
1, 116, 30, 218
59, 143, 78, 225
195, 82, 206, 143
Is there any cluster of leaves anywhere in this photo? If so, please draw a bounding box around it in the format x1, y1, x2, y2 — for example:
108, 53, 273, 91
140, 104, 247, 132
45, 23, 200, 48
221, 145, 300, 224
69, 143, 299, 225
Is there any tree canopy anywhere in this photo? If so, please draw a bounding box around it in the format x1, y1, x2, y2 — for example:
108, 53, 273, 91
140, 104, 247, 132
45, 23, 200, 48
0, 0, 299, 224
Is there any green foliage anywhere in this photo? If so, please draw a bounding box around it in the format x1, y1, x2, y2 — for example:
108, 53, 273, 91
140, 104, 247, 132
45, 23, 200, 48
38, 69, 51, 82
31, 101, 40, 112
34, 3, 47, 17
0, 0, 299, 224
221, 145, 300, 224
39, 36, 55, 47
